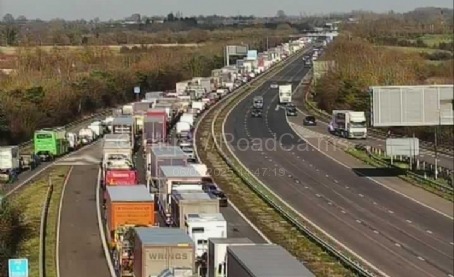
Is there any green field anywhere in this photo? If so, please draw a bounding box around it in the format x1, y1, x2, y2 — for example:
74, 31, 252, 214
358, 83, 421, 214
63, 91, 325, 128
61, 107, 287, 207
381, 45, 451, 54
419, 34, 453, 47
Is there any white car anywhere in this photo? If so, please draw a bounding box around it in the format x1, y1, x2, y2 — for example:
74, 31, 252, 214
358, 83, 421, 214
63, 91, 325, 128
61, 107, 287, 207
270, 83, 278, 89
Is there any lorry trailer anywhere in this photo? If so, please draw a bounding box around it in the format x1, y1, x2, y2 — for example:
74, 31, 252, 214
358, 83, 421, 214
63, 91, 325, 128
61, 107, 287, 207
330, 110, 367, 139
133, 227, 196, 277
226, 244, 315, 277
278, 84, 292, 104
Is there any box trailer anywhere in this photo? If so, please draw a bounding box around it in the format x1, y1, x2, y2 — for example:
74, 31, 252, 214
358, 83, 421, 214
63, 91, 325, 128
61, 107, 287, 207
133, 227, 195, 277
112, 116, 135, 145
185, 213, 227, 258
147, 146, 187, 180
207, 238, 254, 277
170, 191, 219, 228
226, 244, 315, 277
0, 146, 20, 172
105, 186, 156, 233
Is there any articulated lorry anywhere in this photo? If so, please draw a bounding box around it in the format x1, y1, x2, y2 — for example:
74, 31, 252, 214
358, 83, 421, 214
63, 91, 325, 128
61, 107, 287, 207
34, 128, 69, 161
278, 84, 292, 104
329, 110, 367, 139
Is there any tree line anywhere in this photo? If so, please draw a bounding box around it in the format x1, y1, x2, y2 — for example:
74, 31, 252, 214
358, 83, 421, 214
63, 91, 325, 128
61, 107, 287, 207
313, 36, 453, 145
0, 29, 291, 145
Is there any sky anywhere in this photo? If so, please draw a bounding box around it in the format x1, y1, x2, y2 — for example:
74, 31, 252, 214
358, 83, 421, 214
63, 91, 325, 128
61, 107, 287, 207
0, 0, 452, 21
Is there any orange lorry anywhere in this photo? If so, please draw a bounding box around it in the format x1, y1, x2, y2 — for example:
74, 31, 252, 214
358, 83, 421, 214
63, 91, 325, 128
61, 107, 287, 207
105, 186, 157, 232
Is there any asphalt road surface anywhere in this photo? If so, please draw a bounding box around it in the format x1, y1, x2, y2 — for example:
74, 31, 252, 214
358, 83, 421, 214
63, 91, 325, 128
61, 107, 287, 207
57, 143, 110, 277
224, 56, 454, 277
292, 90, 454, 171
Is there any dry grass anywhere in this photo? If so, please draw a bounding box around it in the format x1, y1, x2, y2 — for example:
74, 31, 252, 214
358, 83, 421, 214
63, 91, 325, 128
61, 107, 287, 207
11, 166, 71, 277
380, 45, 451, 54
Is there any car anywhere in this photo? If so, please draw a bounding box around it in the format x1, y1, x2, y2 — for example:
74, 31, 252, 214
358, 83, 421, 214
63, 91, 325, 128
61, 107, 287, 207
270, 82, 279, 89
303, 115, 317, 126
251, 108, 262, 118
202, 183, 228, 207
286, 106, 297, 116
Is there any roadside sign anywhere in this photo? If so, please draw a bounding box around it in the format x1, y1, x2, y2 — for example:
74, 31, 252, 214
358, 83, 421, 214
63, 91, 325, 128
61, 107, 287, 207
8, 258, 28, 277
134, 86, 140, 94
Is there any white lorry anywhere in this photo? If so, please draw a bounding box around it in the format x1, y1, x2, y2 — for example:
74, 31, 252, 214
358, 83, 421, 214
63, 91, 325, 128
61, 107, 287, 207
329, 110, 367, 139
191, 101, 205, 114
278, 84, 292, 104
66, 132, 79, 151
176, 121, 192, 138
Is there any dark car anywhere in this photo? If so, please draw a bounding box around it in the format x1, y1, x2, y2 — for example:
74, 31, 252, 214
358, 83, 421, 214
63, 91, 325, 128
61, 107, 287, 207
202, 183, 228, 207
286, 106, 297, 116
251, 108, 262, 118
303, 115, 317, 126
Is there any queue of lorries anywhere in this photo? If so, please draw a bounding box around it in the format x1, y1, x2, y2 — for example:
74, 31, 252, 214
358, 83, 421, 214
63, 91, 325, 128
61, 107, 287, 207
0, 119, 106, 183
99, 37, 315, 277
0, 36, 315, 277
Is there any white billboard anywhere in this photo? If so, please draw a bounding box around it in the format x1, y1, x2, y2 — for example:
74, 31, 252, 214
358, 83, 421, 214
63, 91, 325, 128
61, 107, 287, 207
370, 85, 454, 127
386, 138, 420, 156
226, 45, 248, 56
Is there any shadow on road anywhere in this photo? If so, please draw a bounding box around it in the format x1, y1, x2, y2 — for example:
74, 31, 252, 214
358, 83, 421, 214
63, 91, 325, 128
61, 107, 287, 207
352, 167, 405, 177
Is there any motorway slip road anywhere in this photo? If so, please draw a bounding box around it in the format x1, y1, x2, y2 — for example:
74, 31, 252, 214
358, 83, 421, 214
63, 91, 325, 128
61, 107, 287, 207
292, 90, 454, 171
224, 56, 454, 277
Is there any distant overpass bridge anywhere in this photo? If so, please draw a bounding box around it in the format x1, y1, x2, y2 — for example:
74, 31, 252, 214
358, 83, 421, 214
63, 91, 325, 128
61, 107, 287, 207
288, 31, 339, 40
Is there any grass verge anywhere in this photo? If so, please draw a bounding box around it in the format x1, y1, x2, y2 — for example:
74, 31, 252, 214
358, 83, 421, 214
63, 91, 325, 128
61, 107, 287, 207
346, 148, 453, 201
10, 166, 71, 277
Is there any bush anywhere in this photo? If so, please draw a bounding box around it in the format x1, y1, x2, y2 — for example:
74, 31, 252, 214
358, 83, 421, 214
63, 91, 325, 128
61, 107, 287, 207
0, 199, 31, 276
0, 45, 223, 144
313, 36, 453, 145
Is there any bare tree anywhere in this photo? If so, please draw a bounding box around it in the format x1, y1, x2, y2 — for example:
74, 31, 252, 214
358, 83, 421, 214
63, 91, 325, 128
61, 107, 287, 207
276, 10, 286, 19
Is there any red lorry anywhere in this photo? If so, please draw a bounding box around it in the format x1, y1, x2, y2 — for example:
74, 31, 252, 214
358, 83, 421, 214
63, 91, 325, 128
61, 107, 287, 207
104, 169, 139, 186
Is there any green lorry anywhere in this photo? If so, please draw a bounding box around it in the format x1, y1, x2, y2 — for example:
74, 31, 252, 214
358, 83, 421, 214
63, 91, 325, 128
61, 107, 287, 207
34, 127, 69, 161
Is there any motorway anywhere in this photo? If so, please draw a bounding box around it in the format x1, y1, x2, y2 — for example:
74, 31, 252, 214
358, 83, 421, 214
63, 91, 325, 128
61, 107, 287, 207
52, 116, 268, 276
142, 128, 268, 242
224, 56, 454, 276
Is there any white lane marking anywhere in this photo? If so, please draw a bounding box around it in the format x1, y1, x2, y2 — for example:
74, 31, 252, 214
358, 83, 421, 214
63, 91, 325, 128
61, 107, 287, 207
220, 58, 392, 277
275, 105, 280, 111
341, 210, 346, 214
417, 256, 425, 261
395, 243, 401, 247
406, 220, 413, 224
388, 210, 394, 214
373, 230, 380, 234
358, 193, 364, 197
286, 118, 454, 220
426, 230, 433, 234
96, 169, 117, 277
55, 166, 74, 277
356, 219, 362, 223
